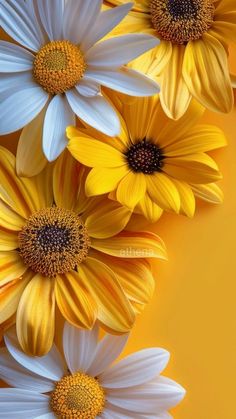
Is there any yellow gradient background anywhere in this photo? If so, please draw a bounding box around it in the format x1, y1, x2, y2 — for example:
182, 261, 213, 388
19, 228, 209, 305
0, 28, 236, 418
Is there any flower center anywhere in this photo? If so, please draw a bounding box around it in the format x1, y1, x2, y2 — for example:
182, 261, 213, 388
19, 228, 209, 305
33, 40, 86, 94
149, 0, 215, 44
50, 372, 105, 418
126, 139, 163, 174
18, 207, 90, 277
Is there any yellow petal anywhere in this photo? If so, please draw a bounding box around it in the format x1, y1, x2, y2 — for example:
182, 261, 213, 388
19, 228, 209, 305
214, 0, 236, 14
160, 44, 192, 120
79, 257, 135, 333
210, 19, 236, 43
16, 108, 47, 177
85, 166, 128, 197
164, 125, 227, 156
0, 274, 30, 323
0, 228, 19, 251
68, 137, 124, 167
90, 251, 155, 305
34, 164, 54, 208
171, 180, 196, 218
183, 33, 233, 113
85, 200, 131, 238
16, 274, 55, 356
0, 147, 41, 217
55, 271, 97, 330
0, 199, 25, 231
191, 183, 224, 204
0, 251, 27, 286
91, 231, 167, 260
146, 173, 181, 213
53, 150, 80, 210
163, 154, 222, 184
136, 194, 163, 223
117, 172, 147, 209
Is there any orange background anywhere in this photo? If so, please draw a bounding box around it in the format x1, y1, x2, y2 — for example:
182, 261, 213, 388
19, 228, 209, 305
1, 30, 236, 419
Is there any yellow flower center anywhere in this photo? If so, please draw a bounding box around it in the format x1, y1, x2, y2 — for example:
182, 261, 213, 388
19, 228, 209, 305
33, 40, 86, 94
150, 0, 215, 44
50, 372, 105, 419
18, 207, 90, 277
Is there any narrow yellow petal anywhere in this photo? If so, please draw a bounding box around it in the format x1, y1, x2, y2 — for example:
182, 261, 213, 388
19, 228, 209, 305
146, 173, 181, 213
191, 183, 224, 204
85, 166, 128, 197
0, 251, 27, 287
117, 172, 147, 209
79, 257, 135, 333
16, 274, 55, 356
0, 275, 29, 323
183, 33, 233, 113
55, 272, 97, 330
136, 194, 163, 223
0, 228, 19, 251
0, 199, 25, 231
171, 179, 196, 218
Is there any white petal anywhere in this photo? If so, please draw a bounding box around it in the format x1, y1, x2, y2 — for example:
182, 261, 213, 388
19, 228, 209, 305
63, 322, 99, 374
34, 414, 55, 419
66, 88, 120, 136
0, 83, 48, 135
37, 0, 64, 40
88, 334, 129, 378
80, 2, 133, 52
101, 402, 167, 418
43, 94, 75, 161
1, 0, 46, 52
63, 0, 102, 44
106, 377, 186, 414
85, 34, 159, 68
76, 78, 101, 97
0, 41, 34, 72
0, 72, 33, 94
86, 67, 160, 97
0, 348, 54, 393
4, 327, 66, 381
0, 389, 50, 419
100, 348, 170, 389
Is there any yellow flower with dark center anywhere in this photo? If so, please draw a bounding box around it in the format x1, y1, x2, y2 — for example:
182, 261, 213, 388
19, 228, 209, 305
104, 0, 236, 119
0, 147, 166, 356
67, 94, 226, 220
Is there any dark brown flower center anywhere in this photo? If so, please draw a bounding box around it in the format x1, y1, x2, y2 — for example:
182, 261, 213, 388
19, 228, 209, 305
126, 139, 163, 174
150, 0, 215, 44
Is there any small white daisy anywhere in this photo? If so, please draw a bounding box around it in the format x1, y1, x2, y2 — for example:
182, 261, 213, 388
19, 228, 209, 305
0, 0, 160, 175
0, 322, 185, 418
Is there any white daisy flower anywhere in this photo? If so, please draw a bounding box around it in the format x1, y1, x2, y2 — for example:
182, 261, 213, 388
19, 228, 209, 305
0, 0, 160, 175
0, 322, 185, 418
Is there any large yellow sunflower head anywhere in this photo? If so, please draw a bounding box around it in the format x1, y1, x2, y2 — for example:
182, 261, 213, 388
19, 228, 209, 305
67, 93, 227, 220
0, 147, 166, 356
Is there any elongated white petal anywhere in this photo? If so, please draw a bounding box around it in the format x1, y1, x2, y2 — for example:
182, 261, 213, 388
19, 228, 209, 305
100, 348, 170, 389
4, 327, 66, 381
87, 334, 129, 377
0, 348, 54, 393
0, 41, 34, 72
86, 34, 159, 68
66, 88, 120, 136
43, 94, 75, 161
75, 78, 101, 97
0, 83, 48, 135
34, 414, 55, 419
101, 402, 169, 418
86, 68, 159, 96
63, 322, 98, 374
1, 0, 46, 51
81, 2, 133, 52
0, 72, 33, 94
0, 389, 50, 418
106, 377, 185, 414
37, 0, 64, 40
63, 0, 102, 44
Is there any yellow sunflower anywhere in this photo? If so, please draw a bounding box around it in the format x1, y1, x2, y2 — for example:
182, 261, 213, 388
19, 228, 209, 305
67, 94, 226, 220
104, 0, 236, 119
0, 147, 166, 356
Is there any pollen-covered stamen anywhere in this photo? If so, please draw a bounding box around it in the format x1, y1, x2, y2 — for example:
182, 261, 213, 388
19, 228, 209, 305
50, 372, 105, 419
150, 0, 215, 44
126, 139, 163, 174
18, 207, 90, 277
33, 40, 86, 94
